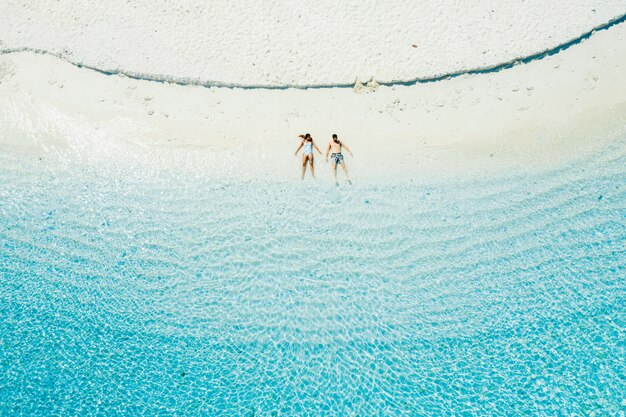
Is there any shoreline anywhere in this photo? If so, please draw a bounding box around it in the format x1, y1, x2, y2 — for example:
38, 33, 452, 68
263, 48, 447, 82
1, 21, 625, 183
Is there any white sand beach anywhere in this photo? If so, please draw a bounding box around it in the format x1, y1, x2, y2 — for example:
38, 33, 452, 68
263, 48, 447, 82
2, 0, 624, 87
1, 1, 625, 182
3, 4, 626, 415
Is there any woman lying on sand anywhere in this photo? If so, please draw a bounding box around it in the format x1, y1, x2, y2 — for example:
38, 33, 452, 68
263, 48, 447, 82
294, 133, 322, 179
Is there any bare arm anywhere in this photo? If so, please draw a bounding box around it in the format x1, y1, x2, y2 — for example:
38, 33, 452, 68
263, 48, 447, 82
313, 140, 322, 155
294, 140, 303, 156
325, 143, 331, 161
342, 142, 353, 156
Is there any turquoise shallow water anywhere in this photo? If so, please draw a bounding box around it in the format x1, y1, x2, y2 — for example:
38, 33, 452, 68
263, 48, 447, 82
1, 138, 625, 416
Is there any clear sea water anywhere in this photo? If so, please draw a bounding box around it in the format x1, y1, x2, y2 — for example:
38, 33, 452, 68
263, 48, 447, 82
1, 136, 625, 416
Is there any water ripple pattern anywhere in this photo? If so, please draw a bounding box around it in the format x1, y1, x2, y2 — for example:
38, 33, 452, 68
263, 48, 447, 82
1, 139, 625, 415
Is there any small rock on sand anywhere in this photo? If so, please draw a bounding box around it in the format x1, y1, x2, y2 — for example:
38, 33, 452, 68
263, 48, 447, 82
366, 80, 379, 92
353, 80, 365, 93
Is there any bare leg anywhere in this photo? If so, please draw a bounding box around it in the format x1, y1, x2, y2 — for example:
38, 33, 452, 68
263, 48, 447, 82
309, 156, 315, 178
340, 162, 352, 184
332, 162, 338, 186
301, 155, 308, 179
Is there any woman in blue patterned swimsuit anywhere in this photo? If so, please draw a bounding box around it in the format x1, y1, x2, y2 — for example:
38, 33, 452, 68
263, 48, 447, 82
294, 133, 322, 179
